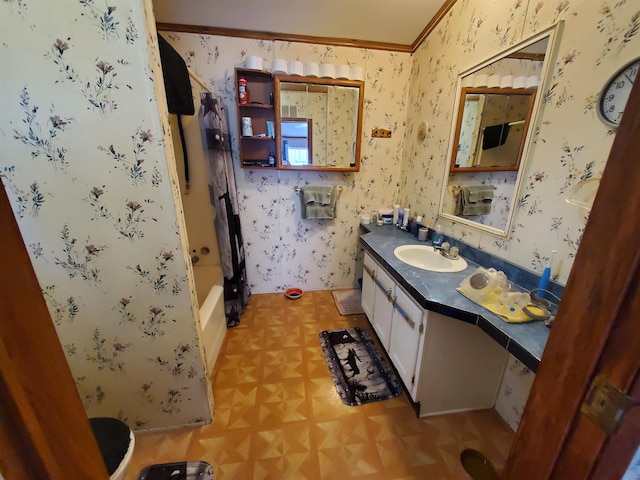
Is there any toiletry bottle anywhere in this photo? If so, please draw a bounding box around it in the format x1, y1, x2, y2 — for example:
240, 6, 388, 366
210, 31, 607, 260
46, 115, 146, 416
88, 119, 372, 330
393, 204, 400, 226
238, 77, 249, 104
432, 224, 444, 247
426, 220, 434, 240
537, 250, 556, 297
402, 208, 410, 230
397, 208, 404, 228
414, 215, 422, 237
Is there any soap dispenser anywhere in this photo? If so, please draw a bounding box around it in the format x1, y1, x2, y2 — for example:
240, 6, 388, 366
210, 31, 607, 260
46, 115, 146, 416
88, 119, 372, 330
432, 224, 444, 247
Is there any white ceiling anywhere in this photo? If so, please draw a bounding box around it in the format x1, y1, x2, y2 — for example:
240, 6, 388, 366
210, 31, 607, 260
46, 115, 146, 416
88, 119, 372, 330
151, 0, 448, 46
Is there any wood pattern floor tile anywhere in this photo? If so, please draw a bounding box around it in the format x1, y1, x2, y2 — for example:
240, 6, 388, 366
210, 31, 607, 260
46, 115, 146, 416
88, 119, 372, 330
126, 291, 514, 479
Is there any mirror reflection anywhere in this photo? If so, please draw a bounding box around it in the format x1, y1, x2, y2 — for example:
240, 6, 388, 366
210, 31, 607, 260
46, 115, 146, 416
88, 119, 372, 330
281, 118, 312, 166
438, 28, 559, 238
452, 88, 536, 171
274, 75, 363, 171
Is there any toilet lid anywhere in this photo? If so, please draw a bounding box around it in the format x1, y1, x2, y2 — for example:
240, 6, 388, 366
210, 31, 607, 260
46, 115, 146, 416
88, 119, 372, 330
89, 417, 131, 475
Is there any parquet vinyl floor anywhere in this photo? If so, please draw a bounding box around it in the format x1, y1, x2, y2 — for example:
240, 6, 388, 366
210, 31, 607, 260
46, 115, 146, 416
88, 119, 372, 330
126, 291, 514, 479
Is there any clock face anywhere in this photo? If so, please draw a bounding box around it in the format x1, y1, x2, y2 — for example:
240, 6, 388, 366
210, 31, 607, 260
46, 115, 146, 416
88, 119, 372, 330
598, 58, 639, 128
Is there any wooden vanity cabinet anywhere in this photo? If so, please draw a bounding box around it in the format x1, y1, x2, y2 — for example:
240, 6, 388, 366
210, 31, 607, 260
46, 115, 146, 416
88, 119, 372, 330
361, 251, 509, 416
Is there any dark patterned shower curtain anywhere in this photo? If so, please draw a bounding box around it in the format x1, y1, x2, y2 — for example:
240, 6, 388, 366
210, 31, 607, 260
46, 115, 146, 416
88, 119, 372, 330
199, 93, 250, 327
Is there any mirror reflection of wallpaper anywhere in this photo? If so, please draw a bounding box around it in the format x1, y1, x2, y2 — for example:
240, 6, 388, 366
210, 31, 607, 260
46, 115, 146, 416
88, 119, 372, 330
401, 0, 640, 284
328, 87, 359, 166
457, 96, 482, 167
443, 171, 516, 229
281, 89, 328, 165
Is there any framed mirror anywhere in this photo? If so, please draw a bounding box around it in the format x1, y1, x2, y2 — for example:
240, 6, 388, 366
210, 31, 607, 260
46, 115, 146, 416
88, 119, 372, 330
438, 24, 562, 238
451, 87, 536, 171
274, 75, 364, 171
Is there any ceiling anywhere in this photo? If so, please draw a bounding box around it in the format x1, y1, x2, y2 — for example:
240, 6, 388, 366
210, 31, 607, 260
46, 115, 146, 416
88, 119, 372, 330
151, 0, 449, 48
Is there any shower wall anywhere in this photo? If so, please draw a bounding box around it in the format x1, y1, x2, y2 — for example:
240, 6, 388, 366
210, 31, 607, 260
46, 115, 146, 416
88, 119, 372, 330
168, 113, 222, 269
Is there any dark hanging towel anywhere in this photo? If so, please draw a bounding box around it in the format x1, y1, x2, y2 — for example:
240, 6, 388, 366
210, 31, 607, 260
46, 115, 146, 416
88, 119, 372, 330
199, 93, 250, 327
157, 34, 195, 191
482, 123, 511, 150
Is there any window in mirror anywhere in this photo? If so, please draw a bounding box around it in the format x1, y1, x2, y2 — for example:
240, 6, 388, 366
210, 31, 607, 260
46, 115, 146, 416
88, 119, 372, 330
281, 118, 312, 166
451, 87, 536, 171
274, 75, 363, 171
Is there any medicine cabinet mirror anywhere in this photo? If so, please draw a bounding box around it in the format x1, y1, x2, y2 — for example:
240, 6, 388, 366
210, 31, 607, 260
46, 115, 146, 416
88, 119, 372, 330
451, 87, 536, 171
274, 75, 364, 171
438, 24, 562, 238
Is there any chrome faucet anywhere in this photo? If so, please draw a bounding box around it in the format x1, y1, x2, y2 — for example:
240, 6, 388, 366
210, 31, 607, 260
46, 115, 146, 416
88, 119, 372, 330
434, 242, 460, 260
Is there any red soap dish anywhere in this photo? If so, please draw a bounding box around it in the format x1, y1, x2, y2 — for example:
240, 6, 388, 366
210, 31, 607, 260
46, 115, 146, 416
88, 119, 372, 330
285, 288, 304, 300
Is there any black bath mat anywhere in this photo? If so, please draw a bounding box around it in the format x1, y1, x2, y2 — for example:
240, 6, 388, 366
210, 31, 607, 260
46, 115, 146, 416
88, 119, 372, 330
319, 327, 402, 406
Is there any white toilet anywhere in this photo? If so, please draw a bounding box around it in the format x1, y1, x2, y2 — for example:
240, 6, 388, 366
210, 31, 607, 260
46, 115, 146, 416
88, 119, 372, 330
89, 417, 135, 480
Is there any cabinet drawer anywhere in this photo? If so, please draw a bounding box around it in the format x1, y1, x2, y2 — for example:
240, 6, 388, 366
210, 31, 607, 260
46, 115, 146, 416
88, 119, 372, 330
374, 264, 395, 294
363, 251, 377, 277
393, 286, 422, 330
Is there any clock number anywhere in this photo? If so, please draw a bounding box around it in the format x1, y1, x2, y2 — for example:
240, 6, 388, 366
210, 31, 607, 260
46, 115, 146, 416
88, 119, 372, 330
598, 57, 640, 128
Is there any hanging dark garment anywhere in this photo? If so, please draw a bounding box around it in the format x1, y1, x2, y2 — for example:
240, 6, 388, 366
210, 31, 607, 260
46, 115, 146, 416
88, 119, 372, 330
199, 93, 250, 327
157, 34, 194, 191
482, 123, 511, 150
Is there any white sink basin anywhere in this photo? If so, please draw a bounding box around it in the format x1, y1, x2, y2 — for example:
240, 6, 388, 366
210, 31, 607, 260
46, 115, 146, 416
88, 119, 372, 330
393, 245, 468, 273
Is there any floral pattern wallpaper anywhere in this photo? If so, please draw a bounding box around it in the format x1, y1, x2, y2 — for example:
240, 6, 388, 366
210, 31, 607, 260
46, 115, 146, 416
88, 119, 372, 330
401, 0, 640, 283
161, 33, 411, 294
0, 0, 212, 430
400, 0, 640, 426
495, 354, 535, 431
2, 0, 636, 434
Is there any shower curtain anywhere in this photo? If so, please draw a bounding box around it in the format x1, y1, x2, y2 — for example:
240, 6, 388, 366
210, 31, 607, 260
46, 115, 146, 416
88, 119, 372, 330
199, 93, 250, 327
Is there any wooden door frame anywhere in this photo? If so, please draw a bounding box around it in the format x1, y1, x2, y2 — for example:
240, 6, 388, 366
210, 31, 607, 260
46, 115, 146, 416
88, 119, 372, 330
503, 71, 640, 478
0, 184, 108, 478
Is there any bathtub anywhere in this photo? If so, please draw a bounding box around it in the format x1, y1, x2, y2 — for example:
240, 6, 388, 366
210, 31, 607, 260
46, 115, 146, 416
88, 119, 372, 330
192, 265, 226, 371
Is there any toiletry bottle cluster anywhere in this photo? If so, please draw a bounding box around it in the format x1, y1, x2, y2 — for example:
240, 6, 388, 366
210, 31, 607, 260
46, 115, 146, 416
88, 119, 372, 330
391, 204, 429, 239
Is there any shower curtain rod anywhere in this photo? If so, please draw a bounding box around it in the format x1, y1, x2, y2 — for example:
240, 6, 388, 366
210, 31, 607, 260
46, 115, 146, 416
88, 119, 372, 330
188, 67, 212, 93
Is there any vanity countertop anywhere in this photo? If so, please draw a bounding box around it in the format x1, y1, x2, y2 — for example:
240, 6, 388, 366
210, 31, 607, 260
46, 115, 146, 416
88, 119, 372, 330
360, 225, 550, 372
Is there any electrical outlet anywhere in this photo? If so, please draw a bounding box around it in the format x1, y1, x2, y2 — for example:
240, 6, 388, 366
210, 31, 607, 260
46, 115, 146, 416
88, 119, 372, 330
372, 128, 392, 138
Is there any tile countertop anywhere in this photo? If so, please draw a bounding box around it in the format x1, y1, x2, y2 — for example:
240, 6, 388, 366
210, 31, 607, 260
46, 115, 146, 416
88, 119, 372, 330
359, 225, 551, 372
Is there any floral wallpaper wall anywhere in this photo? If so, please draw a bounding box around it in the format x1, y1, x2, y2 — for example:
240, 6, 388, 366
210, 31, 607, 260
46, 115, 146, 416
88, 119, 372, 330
0, 0, 212, 430
401, 0, 640, 284
161, 33, 411, 294
401, 0, 640, 429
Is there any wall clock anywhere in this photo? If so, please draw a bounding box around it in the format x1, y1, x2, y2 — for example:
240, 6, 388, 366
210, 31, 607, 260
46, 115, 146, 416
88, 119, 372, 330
598, 57, 639, 128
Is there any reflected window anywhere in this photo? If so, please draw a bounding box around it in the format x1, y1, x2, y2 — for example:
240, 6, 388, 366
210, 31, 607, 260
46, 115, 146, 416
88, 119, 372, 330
281, 118, 312, 166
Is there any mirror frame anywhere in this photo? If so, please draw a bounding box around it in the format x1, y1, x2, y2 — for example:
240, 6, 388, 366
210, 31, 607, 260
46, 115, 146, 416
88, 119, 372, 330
273, 74, 364, 172
450, 87, 537, 172
438, 23, 563, 238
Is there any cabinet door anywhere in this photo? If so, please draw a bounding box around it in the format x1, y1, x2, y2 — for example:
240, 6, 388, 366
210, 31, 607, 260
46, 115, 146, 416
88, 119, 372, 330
371, 265, 395, 350
361, 252, 377, 320
416, 311, 508, 416
389, 286, 424, 393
